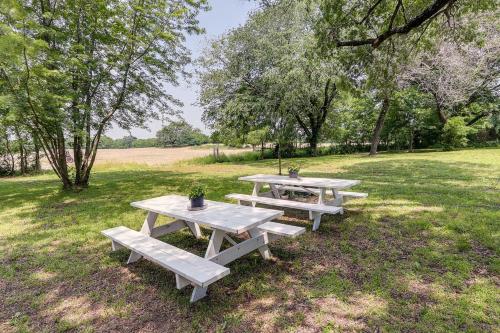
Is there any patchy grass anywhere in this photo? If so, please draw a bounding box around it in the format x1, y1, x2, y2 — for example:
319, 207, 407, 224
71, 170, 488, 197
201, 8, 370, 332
0, 148, 499, 332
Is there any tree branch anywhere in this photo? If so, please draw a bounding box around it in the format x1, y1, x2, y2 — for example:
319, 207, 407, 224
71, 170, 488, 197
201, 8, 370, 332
335, 0, 454, 48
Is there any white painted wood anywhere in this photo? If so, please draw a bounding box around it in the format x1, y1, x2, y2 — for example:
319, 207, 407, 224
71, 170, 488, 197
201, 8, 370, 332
312, 212, 322, 231
338, 191, 368, 198
131, 195, 283, 234
332, 189, 343, 206
279, 185, 321, 195
257, 222, 305, 238
225, 194, 343, 215
205, 229, 225, 258
150, 220, 187, 237
318, 188, 326, 205
190, 286, 207, 303
269, 183, 281, 199
248, 228, 271, 259
111, 240, 124, 251
102, 226, 230, 288
224, 235, 238, 246
251, 183, 262, 207
127, 250, 142, 264
185, 221, 202, 239
278, 186, 368, 202
176, 274, 191, 289
209, 234, 267, 266
140, 212, 159, 235
239, 174, 360, 189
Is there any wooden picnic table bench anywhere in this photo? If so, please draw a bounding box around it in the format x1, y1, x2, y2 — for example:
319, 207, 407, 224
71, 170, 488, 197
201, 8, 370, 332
102, 195, 305, 302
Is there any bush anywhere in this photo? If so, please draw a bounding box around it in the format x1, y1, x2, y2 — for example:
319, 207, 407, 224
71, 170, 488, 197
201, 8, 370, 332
442, 118, 469, 150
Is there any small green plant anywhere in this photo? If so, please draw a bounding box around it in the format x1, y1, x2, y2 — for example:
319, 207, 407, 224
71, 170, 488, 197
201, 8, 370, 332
188, 184, 206, 199
288, 164, 300, 174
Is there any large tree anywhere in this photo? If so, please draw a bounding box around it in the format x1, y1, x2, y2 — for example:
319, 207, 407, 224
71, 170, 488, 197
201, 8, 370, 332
0, 0, 206, 188
399, 14, 500, 126
199, 1, 343, 154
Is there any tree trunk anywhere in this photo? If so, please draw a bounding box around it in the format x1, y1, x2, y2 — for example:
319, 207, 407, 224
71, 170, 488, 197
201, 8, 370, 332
433, 94, 447, 124
14, 126, 27, 174
4, 132, 15, 175
308, 131, 319, 156
409, 128, 414, 152
369, 96, 390, 156
277, 143, 282, 175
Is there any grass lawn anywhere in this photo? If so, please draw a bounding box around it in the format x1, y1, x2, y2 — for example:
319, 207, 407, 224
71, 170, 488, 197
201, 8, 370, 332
1, 148, 499, 332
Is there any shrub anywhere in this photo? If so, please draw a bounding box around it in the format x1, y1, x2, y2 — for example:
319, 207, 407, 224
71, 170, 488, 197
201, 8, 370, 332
442, 117, 469, 150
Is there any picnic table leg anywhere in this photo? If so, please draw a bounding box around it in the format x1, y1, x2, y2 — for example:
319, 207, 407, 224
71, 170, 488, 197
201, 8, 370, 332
248, 228, 271, 259
269, 183, 281, 199
318, 188, 326, 205
251, 183, 263, 207
128, 212, 158, 264
185, 221, 202, 239
332, 189, 344, 209
205, 229, 225, 258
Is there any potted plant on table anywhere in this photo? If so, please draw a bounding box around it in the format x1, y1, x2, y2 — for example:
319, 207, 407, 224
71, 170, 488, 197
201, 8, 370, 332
288, 164, 300, 178
188, 184, 206, 209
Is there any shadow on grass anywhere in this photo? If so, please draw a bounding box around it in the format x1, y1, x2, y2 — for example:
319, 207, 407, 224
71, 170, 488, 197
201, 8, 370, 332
0, 154, 498, 332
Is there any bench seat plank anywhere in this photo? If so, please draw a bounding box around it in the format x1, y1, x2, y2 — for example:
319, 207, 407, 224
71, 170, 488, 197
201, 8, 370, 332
278, 186, 367, 198
102, 226, 229, 287
225, 194, 342, 214
338, 191, 368, 198
258, 222, 305, 238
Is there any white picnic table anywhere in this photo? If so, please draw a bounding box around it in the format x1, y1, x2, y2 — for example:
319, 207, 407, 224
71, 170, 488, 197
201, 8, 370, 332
238, 174, 361, 206
103, 194, 305, 302
226, 174, 366, 231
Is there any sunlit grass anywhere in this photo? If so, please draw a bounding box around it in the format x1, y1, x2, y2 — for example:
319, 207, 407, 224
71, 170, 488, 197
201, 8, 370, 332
0, 148, 499, 332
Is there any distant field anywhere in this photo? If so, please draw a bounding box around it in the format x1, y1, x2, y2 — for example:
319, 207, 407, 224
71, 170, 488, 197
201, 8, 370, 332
41, 145, 251, 169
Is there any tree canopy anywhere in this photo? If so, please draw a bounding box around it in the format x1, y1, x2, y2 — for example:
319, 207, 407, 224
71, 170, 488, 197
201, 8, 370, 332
0, 0, 207, 188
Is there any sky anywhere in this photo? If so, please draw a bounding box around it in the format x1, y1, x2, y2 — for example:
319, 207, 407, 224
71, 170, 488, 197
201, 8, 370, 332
107, 0, 258, 139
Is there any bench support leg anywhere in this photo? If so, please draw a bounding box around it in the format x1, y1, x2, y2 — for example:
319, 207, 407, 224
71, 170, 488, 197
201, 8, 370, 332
190, 286, 207, 303
248, 228, 271, 259
308, 211, 313, 220
312, 213, 322, 231
127, 251, 142, 264
185, 221, 202, 239
128, 211, 159, 263
205, 229, 225, 258
111, 241, 124, 251
176, 274, 191, 290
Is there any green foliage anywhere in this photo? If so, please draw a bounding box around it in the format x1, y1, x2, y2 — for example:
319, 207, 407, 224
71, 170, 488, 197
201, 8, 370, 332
98, 136, 158, 149
156, 120, 209, 147
199, 1, 342, 151
287, 164, 300, 174
0, 0, 207, 188
442, 118, 469, 150
188, 184, 206, 200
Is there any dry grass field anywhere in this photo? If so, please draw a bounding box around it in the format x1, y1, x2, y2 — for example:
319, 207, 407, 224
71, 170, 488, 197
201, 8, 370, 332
41, 146, 251, 169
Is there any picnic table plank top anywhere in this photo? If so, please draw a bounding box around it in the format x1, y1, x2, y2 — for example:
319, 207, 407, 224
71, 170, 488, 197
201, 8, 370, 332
131, 195, 283, 234
238, 174, 361, 189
